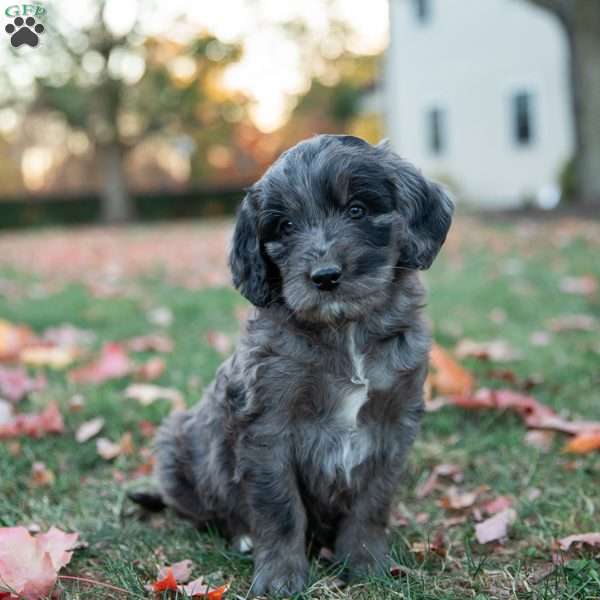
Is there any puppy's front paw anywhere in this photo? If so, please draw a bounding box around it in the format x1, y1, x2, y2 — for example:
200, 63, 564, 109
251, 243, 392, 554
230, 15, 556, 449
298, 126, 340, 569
250, 558, 308, 597
335, 529, 390, 580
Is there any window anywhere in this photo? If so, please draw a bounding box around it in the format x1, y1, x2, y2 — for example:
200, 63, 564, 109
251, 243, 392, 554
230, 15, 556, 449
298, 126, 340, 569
413, 0, 431, 24
426, 107, 446, 155
512, 91, 534, 146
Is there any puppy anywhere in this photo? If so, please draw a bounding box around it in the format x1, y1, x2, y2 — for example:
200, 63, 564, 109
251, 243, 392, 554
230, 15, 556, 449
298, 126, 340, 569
137, 134, 453, 596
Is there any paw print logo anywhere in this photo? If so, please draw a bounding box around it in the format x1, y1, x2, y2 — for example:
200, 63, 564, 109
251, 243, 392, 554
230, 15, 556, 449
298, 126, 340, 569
5, 16, 45, 48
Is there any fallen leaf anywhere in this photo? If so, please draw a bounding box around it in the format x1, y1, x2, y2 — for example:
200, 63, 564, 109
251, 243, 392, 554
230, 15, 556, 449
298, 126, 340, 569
558, 532, 600, 551
547, 314, 598, 332
0, 320, 36, 362
563, 432, 600, 455
126, 334, 174, 353
135, 357, 165, 381
410, 532, 447, 559
96, 433, 134, 460
151, 566, 178, 592
416, 463, 463, 498
483, 496, 513, 515
559, 275, 598, 296
20, 346, 79, 370
125, 384, 185, 412
0, 402, 64, 439
428, 343, 474, 396
68, 343, 133, 384
529, 331, 552, 347
454, 339, 521, 362
30, 462, 55, 487
439, 486, 478, 510
205, 331, 233, 356
138, 420, 156, 438
524, 430, 555, 452
75, 417, 105, 443
181, 579, 228, 599
475, 508, 517, 544
0, 526, 78, 600
157, 560, 193, 583
67, 394, 85, 412
0, 366, 47, 403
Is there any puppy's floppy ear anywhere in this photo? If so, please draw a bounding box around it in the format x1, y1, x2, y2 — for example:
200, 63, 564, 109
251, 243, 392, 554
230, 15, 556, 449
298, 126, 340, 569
229, 187, 275, 307
379, 141, 454, 270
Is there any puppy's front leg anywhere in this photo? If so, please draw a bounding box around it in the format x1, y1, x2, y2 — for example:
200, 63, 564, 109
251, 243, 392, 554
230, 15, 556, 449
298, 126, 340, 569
334, 470, 395, 579
242, 436, 308, 597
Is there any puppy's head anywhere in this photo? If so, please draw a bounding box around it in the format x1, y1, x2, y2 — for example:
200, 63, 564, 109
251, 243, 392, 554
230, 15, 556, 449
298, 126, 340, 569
229, 134, 453, 322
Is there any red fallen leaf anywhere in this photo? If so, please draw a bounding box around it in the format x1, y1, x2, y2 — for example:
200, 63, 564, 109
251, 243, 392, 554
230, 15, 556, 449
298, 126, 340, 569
205, 331, 233, 356
68, 343, 133, 384
0, 526, 78, 600
562, 432, 600, 454
428, 343, 474, 397
126, 334, 174, 353
0, 366, 47, 403
0, 402, 64, 439
135, 357, 166, 381
483, 496, 513, 515
475, 508, 517, 544
138, 420, 156, 438
152, 566, 178, 592
416, 463, 463, 498
558, 532, 600, 551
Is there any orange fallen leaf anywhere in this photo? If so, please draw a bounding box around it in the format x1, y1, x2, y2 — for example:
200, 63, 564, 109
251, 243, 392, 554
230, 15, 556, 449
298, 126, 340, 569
438, 486, 478, 510
563, 432, 600, 454
30, 462, 55, 487
152, 566, 178, 592
428, 343, 474, 396
181, 580, 229, 599
0, 320, 36, 362
416, 463, 463, 498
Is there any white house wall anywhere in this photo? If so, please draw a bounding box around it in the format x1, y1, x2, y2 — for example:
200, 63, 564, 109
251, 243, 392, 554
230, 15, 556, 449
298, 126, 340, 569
385, 0, 575, 206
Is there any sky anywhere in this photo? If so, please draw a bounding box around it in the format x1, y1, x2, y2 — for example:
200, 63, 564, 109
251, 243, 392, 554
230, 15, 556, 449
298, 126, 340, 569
1, 0, 389, 132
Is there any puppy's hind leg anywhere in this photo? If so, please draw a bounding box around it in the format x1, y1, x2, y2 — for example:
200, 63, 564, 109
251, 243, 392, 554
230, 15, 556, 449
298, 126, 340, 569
151, 411, 204, 522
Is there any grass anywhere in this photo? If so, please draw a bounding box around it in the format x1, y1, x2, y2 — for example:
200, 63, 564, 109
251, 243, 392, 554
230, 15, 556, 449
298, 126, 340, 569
1, 215, 599, 599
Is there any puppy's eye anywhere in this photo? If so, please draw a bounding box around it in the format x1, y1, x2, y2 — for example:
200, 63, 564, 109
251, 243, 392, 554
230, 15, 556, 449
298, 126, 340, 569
278, 219, 295, 236
348, 205, 366, 219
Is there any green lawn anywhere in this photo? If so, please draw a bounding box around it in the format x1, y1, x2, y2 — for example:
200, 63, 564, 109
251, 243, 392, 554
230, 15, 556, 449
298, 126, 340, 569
1, 215, 599, 599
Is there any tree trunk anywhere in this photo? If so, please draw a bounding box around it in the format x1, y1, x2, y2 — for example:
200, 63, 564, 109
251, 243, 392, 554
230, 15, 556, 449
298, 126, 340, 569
98, 143, 134, 223
569, 4, 600, 205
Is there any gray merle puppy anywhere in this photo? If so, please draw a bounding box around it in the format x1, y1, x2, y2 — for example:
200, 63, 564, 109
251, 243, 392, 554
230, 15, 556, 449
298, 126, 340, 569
131, 134, 453, 597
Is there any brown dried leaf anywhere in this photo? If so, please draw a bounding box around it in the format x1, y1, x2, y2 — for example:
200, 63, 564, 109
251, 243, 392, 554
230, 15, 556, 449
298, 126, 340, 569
558, 532, 600, 551
454, 339, 522, 362
30, 461, 55, 487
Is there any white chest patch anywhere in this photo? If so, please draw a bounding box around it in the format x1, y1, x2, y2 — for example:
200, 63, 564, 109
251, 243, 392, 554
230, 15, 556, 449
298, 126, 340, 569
337, 323, 369, 428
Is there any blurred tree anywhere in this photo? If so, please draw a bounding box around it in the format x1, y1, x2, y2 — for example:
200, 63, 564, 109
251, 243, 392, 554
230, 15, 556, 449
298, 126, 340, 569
6, 1, 241, 221
527, 0, 600, 205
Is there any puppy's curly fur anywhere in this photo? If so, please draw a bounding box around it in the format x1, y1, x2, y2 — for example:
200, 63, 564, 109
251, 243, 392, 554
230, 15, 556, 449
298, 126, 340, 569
143, 135, 453, 596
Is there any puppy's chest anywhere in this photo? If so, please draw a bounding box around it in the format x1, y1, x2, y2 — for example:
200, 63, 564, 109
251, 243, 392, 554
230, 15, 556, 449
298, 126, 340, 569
327, 324, 394, 428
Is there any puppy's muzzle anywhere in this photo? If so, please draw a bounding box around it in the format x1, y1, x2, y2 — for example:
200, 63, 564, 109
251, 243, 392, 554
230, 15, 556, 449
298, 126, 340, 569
310, 265, 342, 291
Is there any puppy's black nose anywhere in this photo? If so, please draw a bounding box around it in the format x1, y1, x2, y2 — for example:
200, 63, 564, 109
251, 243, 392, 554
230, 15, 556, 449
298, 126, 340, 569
311, 265, 342, 291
